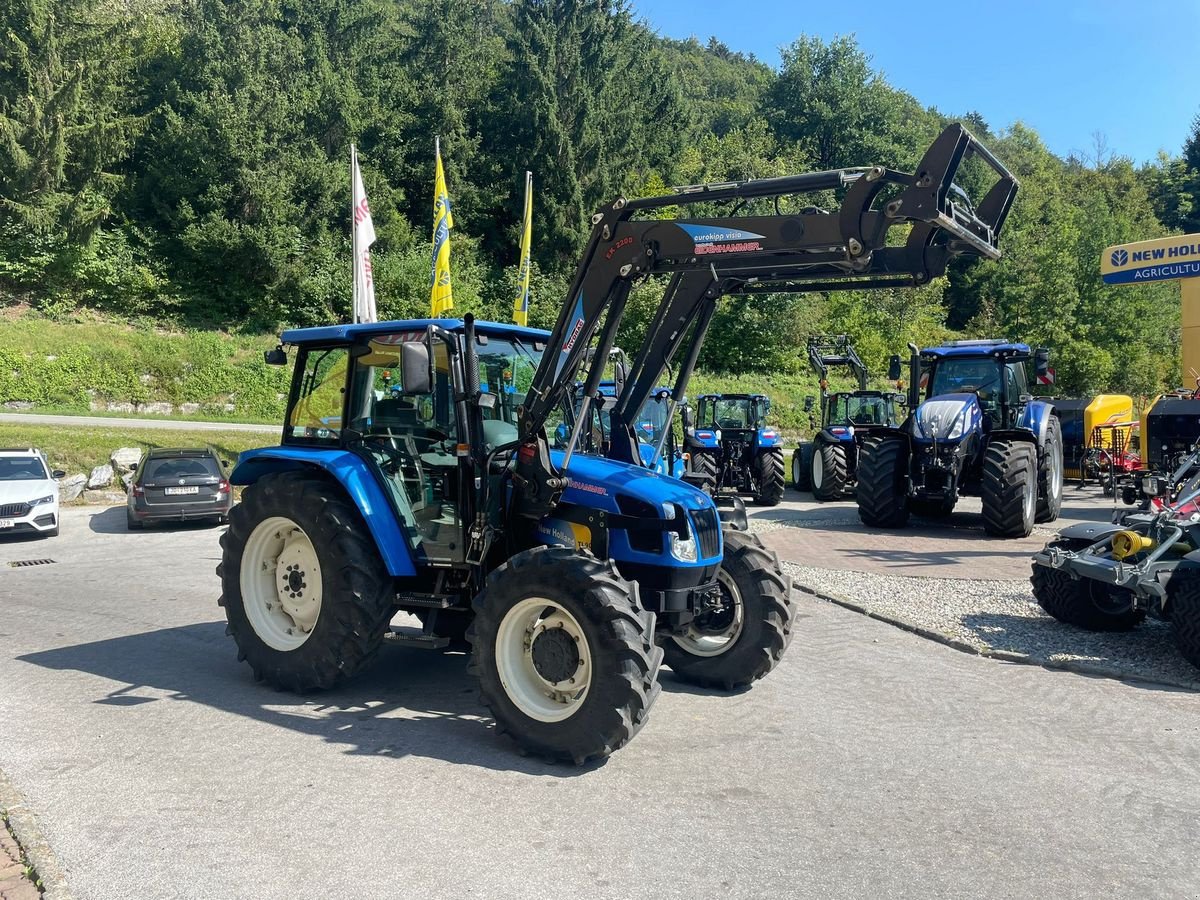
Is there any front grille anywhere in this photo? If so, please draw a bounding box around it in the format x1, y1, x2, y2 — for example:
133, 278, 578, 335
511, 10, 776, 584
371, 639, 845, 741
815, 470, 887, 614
691, 507, 721, 559
0, 502, 30, 518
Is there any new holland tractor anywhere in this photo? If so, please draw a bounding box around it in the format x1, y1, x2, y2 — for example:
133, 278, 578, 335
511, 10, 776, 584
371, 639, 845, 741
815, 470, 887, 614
792, 335, 905, 500
216, 123, 1016, 763
683, 394, 785, 505
855, 340, 1063, 537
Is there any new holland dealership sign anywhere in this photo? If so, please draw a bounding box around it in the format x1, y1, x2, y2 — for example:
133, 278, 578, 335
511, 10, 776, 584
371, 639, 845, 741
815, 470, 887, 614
1102, 234, 1200, 284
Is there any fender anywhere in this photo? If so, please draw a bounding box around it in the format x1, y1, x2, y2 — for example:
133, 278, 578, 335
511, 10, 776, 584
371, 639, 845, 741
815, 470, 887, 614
755, 427, 782, 448
687, 428, 721, 449
1017, 401, 1055, 445
989, 427, 1038, 446
817, 425, 857, 445
230, 447, 418, 577
1056, 521, 1123, 544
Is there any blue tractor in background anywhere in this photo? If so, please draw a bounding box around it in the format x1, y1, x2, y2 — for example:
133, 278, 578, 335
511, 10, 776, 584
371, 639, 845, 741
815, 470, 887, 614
792, 335, 906, 501
215, 123, 1016, 763
684, 393, 785, 506
855, 340, 1063, 537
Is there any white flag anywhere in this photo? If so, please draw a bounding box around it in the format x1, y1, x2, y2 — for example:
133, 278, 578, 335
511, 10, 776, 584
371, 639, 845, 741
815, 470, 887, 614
352, 147, 377, 323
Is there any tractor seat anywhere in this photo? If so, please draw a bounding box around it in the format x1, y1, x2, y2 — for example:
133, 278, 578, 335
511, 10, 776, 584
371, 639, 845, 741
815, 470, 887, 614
375, 396, 419, 427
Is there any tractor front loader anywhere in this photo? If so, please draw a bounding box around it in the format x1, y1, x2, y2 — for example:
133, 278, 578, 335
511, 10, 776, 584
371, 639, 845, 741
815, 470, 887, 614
216, 123, 1016, 764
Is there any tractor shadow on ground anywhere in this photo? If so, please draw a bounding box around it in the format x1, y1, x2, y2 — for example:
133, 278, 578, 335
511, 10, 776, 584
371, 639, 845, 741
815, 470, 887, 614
957, 610, 1200, 693
835, 545, 1035, 570
16, 622, 604, 776
86, 505, 224, 536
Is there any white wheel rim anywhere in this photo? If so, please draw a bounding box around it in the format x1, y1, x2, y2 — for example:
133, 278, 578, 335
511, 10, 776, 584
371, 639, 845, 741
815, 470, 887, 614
793, 454, 801, 484
812, 449, 824, 488
672, 569, 744, 657
1024, 460, 1037, 523
495, 598, 592, 723
240, 516, 323, 652
1049, 442, 1062, 502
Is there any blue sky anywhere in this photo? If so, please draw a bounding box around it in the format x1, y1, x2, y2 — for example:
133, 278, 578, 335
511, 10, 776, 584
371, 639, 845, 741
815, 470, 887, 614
634, 0, 1198, 165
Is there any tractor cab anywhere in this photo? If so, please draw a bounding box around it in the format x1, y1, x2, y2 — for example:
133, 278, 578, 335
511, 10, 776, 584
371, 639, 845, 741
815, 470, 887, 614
695, 394, 771, 435
916, 340, 1044, 431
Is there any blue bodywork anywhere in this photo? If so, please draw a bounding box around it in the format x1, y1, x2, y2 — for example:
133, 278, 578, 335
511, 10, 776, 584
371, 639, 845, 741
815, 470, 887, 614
281, 318, 550, 344
922, 340, 1030, 359
756, 426, 782, 448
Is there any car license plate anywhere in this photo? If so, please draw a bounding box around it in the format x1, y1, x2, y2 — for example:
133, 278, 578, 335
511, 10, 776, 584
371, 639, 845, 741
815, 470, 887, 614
0, 519, 13, 529
165, 486, 200, 495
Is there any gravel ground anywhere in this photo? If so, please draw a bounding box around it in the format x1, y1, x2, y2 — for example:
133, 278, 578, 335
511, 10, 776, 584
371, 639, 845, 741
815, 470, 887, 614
785, 562, 1200, 691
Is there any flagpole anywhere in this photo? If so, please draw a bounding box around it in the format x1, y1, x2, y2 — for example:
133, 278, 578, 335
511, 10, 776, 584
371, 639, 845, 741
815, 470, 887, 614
350, 143, 358, 323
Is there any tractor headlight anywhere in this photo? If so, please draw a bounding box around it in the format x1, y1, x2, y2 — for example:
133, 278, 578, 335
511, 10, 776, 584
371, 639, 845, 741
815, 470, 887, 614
714, 429, 722, 442
663, 503, 698, 562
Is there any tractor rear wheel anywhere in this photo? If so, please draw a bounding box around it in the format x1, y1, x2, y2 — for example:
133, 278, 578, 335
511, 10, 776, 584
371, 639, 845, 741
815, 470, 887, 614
811, 440, 849, 502
468, 546, 662, 764
981, 439, 1037, 538
663, 529, 793, 690
1031, 539, 1145, 631
1035, 416, 1064, 524
689, 451, 719, 496
1168, 566, 1200, 670
753, 448, 785, 506
217, 471, 396, 692
856, 436, 910, 528
792, 444, 812, 491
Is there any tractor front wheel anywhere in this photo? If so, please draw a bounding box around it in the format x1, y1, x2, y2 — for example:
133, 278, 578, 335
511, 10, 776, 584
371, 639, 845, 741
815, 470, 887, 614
1168, 566, 1200, 670
792, 444, 812, 491
753, 448, 785, 506
811, 440, 849, 502
1036, 416, 1064, 523
468, 546, 662, 764
1031, 539, 1145, 631
217, 471, 396, 692
663, 529, 794, 690
856, 436, 910, 528
981, 439, 1037, 537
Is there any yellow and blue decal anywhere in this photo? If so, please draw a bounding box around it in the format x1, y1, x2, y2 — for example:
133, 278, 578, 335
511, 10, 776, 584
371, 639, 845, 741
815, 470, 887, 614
1102, 234, 1200, 285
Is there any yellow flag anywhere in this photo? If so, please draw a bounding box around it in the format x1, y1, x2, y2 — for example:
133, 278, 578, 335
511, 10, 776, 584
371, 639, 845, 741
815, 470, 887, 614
430, 140, 454, 316
513, 171, 532, 326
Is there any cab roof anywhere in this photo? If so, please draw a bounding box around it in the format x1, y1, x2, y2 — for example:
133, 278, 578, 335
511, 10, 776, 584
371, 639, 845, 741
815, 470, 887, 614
697, 393, 769, 401
922, 339, 1030, 359
280, 318, 552, 346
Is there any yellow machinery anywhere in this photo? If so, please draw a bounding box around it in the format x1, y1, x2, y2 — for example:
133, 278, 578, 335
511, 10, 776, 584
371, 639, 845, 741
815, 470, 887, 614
1060, 394, 1134, 480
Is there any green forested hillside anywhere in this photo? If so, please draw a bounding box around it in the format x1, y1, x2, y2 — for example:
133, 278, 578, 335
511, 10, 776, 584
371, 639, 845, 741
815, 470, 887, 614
0, 0, 1194, 395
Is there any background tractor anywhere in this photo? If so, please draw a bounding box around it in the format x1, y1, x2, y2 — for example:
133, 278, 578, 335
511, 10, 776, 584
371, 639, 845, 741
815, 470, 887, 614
215, 123, 1015, 763
792, 335, 905, 500
855, 339, 1062, 537
684, 393, 785, 506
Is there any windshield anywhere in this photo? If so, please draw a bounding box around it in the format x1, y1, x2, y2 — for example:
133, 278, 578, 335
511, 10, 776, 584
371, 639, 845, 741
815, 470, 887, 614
829, 395, 891, 426
928, 359, 1002, 400
699, 398, 752, 429
0, 457, 48, 481
476, 337, 543, 428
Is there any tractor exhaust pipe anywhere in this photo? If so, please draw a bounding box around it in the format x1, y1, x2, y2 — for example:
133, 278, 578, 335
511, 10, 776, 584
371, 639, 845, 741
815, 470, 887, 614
907, 342, 921, 410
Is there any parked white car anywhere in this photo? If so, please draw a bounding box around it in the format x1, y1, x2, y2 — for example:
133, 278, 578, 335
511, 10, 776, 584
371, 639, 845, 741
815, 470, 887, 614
0, 449, 64, 538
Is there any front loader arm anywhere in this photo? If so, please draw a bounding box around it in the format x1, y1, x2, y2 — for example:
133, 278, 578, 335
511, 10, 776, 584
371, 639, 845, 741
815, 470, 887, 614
514, 123, 1017, 515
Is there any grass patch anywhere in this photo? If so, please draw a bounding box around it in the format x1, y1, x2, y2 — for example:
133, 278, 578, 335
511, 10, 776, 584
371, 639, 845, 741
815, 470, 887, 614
0, 422, 274, 481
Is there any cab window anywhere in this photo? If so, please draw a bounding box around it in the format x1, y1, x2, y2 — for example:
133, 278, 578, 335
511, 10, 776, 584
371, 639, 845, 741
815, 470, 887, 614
286, 347, 349, 444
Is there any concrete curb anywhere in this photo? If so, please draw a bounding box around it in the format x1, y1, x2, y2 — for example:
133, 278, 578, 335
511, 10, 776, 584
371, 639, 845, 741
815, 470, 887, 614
0, 768, 73, 900
794, 581, 1200, 693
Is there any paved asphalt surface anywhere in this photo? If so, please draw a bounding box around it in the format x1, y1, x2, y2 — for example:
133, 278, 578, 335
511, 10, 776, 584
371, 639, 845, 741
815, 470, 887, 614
2, 502, 1199, 898
0, 412, 276, 433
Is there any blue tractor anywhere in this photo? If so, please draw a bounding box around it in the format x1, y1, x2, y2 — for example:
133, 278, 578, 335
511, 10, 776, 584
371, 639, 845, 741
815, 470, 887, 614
855, 340, 1063, 537
217, 123, 1016, 762
792, 335, 905, 501
683, 394, 785, 505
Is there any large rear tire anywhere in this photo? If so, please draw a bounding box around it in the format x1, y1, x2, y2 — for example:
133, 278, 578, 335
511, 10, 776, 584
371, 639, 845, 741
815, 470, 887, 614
753, 448, 785, 506
1169, 566, 1200, 670
1031, 539, 1145, 631
1036, 416, 1064, 523
981, 439, 1037, 537
792, 444, 812, 491
468, 546, 662, 764
811, 440, 849, 502
663, 529, 794, 690
856, 436, 910, 528
689, 451, 719, 496
217, 471, 397, 692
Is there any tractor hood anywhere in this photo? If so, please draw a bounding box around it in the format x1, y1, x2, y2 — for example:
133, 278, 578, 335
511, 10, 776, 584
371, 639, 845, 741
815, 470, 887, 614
549, 450, 712, 513
913, 393, 983, 442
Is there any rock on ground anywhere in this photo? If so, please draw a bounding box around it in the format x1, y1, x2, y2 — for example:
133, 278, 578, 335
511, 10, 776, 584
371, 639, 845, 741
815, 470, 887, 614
110, 447, 143, 472
86, 464, 113, 489
58, 474, 87, 502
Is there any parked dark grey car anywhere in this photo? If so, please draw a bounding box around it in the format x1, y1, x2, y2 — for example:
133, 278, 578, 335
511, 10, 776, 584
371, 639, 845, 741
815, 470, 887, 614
127, 448, 232, 530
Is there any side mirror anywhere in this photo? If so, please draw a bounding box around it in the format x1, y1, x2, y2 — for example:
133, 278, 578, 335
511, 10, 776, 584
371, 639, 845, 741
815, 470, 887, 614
1034, 348, 1050, 378
401, 341, 432, 395
264, 345, 288, 366
887, 355, 902, 382
803, 395, 814, 412
52, 469, 66, 479
477, 392, 497, 410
